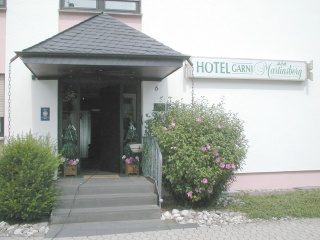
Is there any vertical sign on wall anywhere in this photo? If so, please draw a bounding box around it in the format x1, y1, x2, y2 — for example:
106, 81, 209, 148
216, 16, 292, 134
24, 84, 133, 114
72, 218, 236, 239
41, 107, 50, 121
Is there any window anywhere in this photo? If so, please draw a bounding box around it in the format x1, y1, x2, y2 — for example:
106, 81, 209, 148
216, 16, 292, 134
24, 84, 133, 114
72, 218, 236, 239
64, 0, 97, 9
61, 0, 140, 13
0, 0, 6, 7
153, 103, 171, 112
105, 1, 138, 12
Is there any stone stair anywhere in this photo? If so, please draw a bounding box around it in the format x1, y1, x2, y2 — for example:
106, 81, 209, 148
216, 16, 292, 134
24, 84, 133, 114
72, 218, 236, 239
50, 174, 161, 224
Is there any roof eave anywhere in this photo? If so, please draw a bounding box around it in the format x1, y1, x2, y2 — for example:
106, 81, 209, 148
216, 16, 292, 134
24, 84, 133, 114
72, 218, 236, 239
15, 51, 190, 61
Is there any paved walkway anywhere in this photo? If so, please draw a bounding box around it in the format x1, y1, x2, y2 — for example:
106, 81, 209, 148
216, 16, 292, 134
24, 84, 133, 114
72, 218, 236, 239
5, 218, 320, 240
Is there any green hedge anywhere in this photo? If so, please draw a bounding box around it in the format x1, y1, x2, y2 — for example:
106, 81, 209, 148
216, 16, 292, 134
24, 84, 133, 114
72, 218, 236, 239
0, 133, 62, 222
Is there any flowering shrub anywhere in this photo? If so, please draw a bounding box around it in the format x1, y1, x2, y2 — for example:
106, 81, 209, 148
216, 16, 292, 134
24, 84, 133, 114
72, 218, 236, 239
66, 158, 79, 166
145, 98, 248, 207
123, 155, 139, 165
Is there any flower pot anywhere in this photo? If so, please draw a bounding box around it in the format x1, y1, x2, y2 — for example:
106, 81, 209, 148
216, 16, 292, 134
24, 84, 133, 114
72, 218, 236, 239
64, 165, 77, 176
125, 164, 139, 175
129, 143, 143, 153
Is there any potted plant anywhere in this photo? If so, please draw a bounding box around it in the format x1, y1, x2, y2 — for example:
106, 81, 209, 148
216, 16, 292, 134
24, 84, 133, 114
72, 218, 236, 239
123, 121, 141, 174
123, 155, 139, 175
66, 1, 75, 7
61, 124, 79, 176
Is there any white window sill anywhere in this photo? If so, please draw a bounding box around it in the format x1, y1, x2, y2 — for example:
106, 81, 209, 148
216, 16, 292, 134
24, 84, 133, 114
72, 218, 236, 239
59, 8, 141, 16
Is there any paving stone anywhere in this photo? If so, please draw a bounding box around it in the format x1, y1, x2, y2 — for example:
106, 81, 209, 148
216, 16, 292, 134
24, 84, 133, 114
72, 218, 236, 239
3, 218, 320, 239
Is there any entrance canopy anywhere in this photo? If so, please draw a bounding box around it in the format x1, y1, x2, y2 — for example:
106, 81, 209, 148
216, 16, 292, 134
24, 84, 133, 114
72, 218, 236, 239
16, 13, 190, 81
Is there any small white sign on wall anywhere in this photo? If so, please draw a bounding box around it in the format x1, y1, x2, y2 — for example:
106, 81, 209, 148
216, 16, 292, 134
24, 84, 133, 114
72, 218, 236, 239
189, 57, 310, 81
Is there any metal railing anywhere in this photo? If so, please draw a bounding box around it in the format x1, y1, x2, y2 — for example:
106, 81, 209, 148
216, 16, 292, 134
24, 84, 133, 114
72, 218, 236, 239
142, 137, 163, 207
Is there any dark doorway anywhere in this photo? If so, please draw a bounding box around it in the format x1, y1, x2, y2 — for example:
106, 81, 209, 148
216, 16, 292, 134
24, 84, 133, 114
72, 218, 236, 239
99, 85, 120, 172
60, 80, 140, 174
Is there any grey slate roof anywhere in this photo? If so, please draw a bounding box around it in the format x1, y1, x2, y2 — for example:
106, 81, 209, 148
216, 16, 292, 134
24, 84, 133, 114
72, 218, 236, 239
22, 13, 187, 58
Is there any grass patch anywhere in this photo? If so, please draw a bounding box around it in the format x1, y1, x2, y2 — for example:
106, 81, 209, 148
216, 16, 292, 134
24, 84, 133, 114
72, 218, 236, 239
227, 189, 320, 219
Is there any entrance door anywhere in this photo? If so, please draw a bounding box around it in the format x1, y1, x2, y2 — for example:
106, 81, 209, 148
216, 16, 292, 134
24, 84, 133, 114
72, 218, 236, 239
99, 85, 120, 172
60, 81, 140, 173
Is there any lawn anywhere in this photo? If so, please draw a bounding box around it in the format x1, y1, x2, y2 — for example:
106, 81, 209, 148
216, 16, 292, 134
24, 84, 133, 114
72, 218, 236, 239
227, 189, 320, 219
161, 189, 320, 220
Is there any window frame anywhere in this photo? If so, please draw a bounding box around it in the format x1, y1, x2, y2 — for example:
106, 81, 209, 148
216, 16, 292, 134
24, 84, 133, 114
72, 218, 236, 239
60, 0, 141, 14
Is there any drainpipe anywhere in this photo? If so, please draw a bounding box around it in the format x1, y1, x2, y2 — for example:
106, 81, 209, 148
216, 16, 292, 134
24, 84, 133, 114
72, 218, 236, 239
10, 54, 20, 63
7, 54, 20, 137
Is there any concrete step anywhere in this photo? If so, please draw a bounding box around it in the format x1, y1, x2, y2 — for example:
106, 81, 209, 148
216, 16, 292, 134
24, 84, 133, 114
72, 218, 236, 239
59, 184, 154, 196
51, 205, 161, 224
55, 192, 157, 209
51, 176, 160, 225
57, 178, 155, 196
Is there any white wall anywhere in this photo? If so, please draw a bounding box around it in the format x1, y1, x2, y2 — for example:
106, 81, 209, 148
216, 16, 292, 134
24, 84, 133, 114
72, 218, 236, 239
142, 0, 320, 173
32, 80, 58, 141
4, 0, 320, 175
5, 0, 59, 137
142, 79, 169, 122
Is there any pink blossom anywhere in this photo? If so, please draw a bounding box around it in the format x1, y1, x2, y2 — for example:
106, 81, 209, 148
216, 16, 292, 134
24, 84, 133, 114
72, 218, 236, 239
226, 164, 231, 169
215, 158, 221, 163
196, 117, 201, 122
195, 188, 201, 193
217, 124, 222, 129
67, 159, 77, 165
187, 191, 193, 198
171, 122, 176, 127
201, 146, 207, 152
213, 151, 219, 157
202, 178, 208, 184
208, 189, 213, 194
220, 163, 226, 168
206, 145, 211, 150
125, 158, 131, 164
231, 164, 236, 169
125, 157, 137, 165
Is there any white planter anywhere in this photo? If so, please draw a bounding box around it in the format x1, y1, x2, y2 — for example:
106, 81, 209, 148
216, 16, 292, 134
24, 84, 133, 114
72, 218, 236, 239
129, 143, 143, 153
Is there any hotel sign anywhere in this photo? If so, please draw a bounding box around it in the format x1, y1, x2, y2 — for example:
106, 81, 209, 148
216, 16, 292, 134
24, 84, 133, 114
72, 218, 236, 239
189, 57, 310, 81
